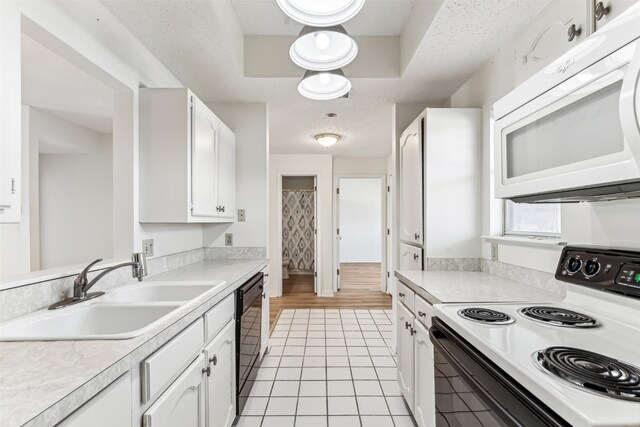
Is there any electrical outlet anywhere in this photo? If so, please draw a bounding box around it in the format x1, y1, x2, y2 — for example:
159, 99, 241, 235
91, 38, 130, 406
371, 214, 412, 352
491, 243, 498, 261
225, 233, 233, 246
143, 239, 154, 257
238, 209, 246, 222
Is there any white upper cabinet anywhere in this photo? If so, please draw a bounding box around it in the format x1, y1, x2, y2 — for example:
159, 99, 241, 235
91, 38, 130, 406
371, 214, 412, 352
593, 0, 637, 31
139, 88, 235, 223
399, 116, 423, 246
515, 0, 589, 84
399, 243, 422, 271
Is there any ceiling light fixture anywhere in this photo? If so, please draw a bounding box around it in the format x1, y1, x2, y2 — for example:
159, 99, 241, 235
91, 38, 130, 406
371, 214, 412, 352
290, 25, 358, 71
315, 133, 340, 148
276, 0, 366, 27
298, 68, 351, 100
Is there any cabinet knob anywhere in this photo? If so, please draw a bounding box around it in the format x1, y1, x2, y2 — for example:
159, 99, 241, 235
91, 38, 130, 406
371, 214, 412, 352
567, 24, 581, 42
414, 233, 420, 240
413, 254, 419, 261
399, 292, 405, 298
410, 327, 417, 336
594, 2, 610, 21
221, 206, 225, 213
209, 355, 217, 366
418, 311, 426, 318
203, 366, 211, 377
405, 321, 411, 329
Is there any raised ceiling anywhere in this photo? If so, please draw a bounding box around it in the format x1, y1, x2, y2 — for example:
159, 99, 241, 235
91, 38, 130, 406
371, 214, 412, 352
102, 0, 548, 158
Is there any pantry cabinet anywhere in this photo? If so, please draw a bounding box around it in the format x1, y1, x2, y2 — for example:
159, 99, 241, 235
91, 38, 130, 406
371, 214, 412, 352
399, 117, 423, 246
399, 243, 422, 271
139, 88, 235, 223
515, 0, 589, 84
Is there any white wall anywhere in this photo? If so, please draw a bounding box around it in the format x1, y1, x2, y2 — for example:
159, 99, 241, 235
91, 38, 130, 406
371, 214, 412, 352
339, 178, 382, 263
270, 154, 333, 296
333, 157, 389, 175
447, 35, 640, 273
202, 102, 269, 249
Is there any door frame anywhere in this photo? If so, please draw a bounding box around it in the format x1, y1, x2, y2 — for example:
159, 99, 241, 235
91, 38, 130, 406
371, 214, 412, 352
276, 173, 320, 297
333, 174, 387, 293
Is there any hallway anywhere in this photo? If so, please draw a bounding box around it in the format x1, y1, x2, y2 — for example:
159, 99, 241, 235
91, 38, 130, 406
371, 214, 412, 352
270, 263, 391, 329
236, 308, 415, 427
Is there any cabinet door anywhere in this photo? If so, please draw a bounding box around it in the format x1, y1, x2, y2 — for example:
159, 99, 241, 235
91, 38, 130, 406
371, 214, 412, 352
216, 121, 235, 219
594, 0, 637, 31
59, 372, 132, 427
399, 117, 423, 246
399, 243, 422, 271
514, 0, 589, 84
143, 355, 206, 427
191, 96, 219, 218
413, 321, 435, 427
396, 302, 414, 411
261, 270, 270, 356
205, 321, 236, 427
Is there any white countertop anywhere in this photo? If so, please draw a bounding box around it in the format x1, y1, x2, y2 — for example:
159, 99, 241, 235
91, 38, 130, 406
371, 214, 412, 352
0, 259, 267, 427
395, 270, 563, 304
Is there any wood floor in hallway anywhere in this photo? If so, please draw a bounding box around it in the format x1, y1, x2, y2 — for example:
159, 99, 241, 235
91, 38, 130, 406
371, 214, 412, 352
269, 263, 391, 330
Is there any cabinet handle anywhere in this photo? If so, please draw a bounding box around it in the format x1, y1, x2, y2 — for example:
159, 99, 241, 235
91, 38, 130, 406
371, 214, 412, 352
405, 321, 411, 329
594, 2, 610, 21
414, 233, 420, 240
209, 355, 218, 366
221, 206, 225, 213
567, 24, 581, 42
410, 328, 417, 336
264, 273, 269, 277
262, 292, 266, 299
399, 292, 405, 298
418, 311, 426, 317
11, 178, 16, 194
203, 366, 211, 377
413, 254, 419, 261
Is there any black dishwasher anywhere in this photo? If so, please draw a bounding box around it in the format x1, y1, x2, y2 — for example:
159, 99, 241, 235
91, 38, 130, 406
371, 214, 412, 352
235, 272, 263, 415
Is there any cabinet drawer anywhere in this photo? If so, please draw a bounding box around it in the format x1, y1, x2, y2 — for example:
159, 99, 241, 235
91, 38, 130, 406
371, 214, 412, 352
414, 296, 434, 329
205, 294, 235, 342
397, 281, 415, 313
142, 319, 204, 403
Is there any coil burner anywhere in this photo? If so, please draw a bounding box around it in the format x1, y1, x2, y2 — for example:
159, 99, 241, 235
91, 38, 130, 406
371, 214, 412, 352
534, 347, 640, 401
457, 308, 514, 325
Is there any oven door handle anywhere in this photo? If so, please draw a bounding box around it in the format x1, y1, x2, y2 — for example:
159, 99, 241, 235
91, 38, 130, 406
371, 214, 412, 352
430, 318, 570, 427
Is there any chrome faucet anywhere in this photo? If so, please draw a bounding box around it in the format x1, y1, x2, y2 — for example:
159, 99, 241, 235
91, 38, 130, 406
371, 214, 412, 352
48, 253, 148, 310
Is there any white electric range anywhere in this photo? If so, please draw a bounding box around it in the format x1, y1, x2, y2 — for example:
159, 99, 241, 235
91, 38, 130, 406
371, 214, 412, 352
431, 246, 640, 427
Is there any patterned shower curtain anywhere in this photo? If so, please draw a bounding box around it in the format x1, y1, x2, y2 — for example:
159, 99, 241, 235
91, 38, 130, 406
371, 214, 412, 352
282, 190, 315, 271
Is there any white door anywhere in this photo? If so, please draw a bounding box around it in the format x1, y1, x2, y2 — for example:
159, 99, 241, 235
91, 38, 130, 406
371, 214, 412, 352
217, 121, 235, 219
261, 268, 270, 356
314, 176, 318, 294
399, 117, 423, 246
205, 321, 236, 427
191, 97, 218, 218
396, 302, 414, 410
386, 174, 393, 294
413, 320, 435, 427
399, 243, 422, 271
143, 355, 206, 427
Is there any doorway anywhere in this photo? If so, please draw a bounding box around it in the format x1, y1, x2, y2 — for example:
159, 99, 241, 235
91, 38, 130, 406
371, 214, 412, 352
281, 176, 317, 297
334, 176, 386, 294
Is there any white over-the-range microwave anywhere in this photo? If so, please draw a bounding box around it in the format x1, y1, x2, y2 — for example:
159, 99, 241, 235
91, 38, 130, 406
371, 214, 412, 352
494, 3, 640, 203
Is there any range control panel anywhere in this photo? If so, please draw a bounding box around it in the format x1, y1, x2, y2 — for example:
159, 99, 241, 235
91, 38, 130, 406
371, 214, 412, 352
555, 246, 640, 298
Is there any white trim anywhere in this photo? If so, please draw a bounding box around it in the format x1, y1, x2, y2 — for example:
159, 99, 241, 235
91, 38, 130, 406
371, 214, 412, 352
333, 174, 387, 294
482, 235, 567, 249
277, 172, 322, 298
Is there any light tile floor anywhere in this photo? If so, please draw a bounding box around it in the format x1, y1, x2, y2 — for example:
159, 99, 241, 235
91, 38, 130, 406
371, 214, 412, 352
235, 308, 417, 427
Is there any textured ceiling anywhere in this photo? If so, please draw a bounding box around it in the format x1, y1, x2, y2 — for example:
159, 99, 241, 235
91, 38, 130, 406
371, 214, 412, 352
230, 0, 416, 36
21, 34, 113, 134
102, 0, 548, 157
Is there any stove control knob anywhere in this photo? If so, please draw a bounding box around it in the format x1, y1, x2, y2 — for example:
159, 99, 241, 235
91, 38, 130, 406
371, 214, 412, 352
583, 260, 600, 277
566, 257, 582, 273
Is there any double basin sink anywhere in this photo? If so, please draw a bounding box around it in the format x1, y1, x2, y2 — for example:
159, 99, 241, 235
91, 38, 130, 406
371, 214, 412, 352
0, 281, 227, 341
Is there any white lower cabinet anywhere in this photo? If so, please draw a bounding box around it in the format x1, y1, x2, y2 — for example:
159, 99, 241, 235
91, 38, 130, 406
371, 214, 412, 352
204, 320, 236, 427
396, 282, 436, 427
58, 372, 132, 427
143, 354, 207, 427
396, 302, 414, 410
